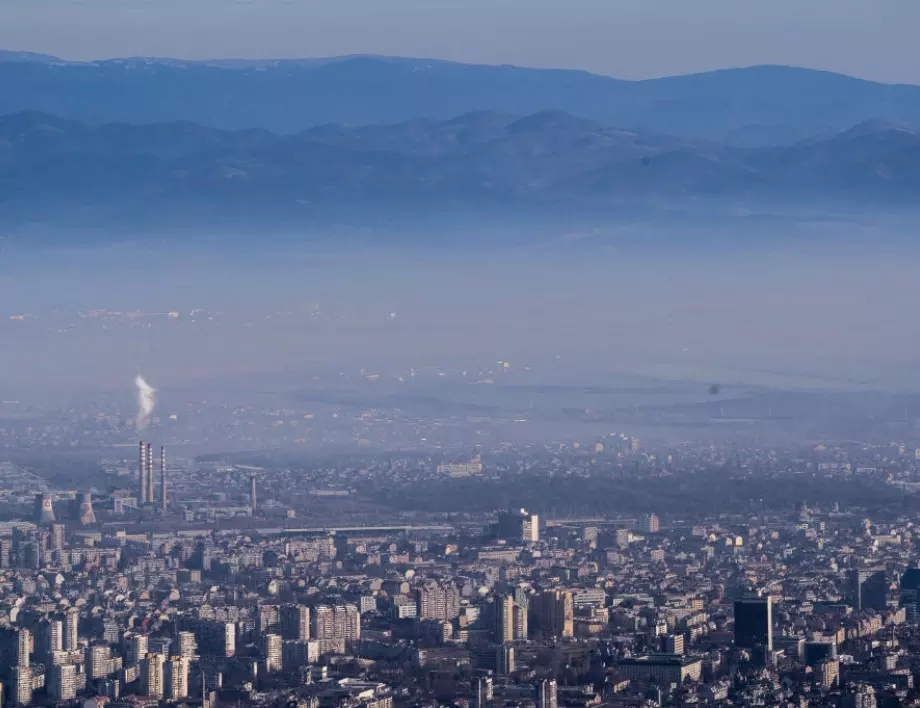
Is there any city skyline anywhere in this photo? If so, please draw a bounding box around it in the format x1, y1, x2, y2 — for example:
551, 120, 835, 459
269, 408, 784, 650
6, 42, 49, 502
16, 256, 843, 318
2, 2, 920, 703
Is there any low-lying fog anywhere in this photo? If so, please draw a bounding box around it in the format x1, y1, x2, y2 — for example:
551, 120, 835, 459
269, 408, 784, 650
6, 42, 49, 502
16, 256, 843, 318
1, 215, 918, 396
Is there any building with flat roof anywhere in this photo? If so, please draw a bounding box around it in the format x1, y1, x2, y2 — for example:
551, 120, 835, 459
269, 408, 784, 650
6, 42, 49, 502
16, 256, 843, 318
734, 595, 773, 652
618, 654, 703, 684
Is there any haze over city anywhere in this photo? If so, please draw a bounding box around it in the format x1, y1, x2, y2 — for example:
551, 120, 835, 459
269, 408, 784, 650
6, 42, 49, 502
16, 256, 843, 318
2, 3, 920, 708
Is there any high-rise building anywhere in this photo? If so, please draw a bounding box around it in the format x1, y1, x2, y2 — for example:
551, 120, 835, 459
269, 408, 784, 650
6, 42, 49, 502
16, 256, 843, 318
418, 580, 462, 621
533, 590, 574, 639
125, 632, 149, 666
150, 636, 172, 657
664, 633, 685, 655
535, 679, 558, 708
160, 445, 168, 512
221, 621, 236, 658
176, 631, 197, 659
310, 604, 359, 653
165, 656, 189, 700
336, 604, 361, 643
641, 513, 660, 533
51, 523, 65, 551
10, 666, 32, 706
497, 595, 515, 643
262, 634, 283, 673
513, 601, 528, 640
16, 627, 30, 667
140, 653, 165, 698
474, 676, 493, 708
495, 595, 527, 642
103, 621, 120, 645
281, 604, 310, 641
497, 644, 515, 674
513, 607, 528, 640
312, 605, 335, 641
250, 473, 258, 512
522, 514, 539, 543
24, 538, 42, 569
86, 644, 116, 679
39, 618, 63, 662
848, 569, 888, 612
282, 639, 320, 670
816, 659, 840, 688
734, 595, 773, 653
497, 509, 539, 543
900, 568, 920, 622
258, 604, 281, 636
64, 607, 79, 651
180, 619, 234, 658
49, 663, 79, 702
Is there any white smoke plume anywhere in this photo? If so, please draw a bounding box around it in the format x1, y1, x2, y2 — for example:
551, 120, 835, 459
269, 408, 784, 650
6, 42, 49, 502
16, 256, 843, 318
135, 375, 157, 430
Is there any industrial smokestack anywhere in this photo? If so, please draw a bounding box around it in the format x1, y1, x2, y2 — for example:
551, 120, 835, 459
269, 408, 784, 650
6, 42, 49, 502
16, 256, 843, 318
139, 441, 148, 504
146, 442, 154, 504
36, 494, 55, 525
79, 491, 96, 525
160, 446, 167, 513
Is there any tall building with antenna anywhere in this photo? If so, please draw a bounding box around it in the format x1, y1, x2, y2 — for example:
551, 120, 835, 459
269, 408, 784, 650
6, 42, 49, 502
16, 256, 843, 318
160, 446, 168, 512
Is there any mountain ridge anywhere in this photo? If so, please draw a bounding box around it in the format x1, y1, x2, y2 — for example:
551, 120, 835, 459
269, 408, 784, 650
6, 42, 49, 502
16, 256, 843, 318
1, 109, 919, 235
3, 53, 920, 144
2, 48, 914, 87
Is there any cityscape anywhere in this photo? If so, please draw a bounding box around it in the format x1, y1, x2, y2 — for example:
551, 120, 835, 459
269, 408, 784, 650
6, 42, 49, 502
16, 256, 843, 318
0, 386, 919, 707
5, 1, 920, 707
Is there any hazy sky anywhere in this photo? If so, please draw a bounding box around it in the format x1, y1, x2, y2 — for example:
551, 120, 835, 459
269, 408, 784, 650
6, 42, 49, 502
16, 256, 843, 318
2, 0, 920, 82
2, 232, 920, 392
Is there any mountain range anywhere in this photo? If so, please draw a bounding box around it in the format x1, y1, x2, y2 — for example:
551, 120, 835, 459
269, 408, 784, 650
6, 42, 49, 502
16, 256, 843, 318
4, 52, 920, 145
2, 52, 920, 234
1, 110, 919, 233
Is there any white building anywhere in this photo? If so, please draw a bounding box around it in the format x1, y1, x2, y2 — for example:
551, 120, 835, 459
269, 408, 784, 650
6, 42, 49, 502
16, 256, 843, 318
262, 634, 283, 673
49, 664, 79, 702
165, 656, 189, 700
140, 653, 165, 698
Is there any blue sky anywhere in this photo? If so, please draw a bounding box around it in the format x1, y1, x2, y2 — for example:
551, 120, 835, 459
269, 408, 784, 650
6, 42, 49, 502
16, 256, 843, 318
2, 0, 919, 82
